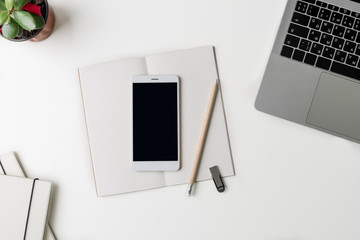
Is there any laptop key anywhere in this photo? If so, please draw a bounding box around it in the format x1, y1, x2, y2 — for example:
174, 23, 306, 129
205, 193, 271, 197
309, 29, 321, 41
335, 50, 347, 62
304, 52, 317, 65
311, 42, 324, 55
342, 16, 355, 28
354, 19, 360, 31
307, 5, 320, 17
316, 1, 327, 8
292, 49, 306, 62
355, 44, 360, 55
340, 8, 351, 15
309, 17, 322, 30
295, 1, 308, 13
352, 11, 360, 18
299, 39, 312, 51
328, 4, 339, 11
330, 12, 343, 24
346, 54, 359, 66
331, 61, 360, 81
284, 34, 300, 47
356, 32, 360, 43
281, 45, 294, 58
332, 37, 345, 49
320, 33, 333, 45
322, 46, 335, 59
316, 56, 331, 70
344, 29, 357, 41
288, 23, 309, 38
319, 8, 331, 21
321, 21, 333, 33
344, 41, 356, 53
292, 12, 310, 26
332, 25, 345, 37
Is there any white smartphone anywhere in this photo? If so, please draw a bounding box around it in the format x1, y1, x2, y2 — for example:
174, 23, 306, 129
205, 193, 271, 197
132, 75, 180, 171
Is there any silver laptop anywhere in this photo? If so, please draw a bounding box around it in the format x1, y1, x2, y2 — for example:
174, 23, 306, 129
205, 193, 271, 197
256, 0, 360, 143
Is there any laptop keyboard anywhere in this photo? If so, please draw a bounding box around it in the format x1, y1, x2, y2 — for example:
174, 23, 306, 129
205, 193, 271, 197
281, 0, 360, 81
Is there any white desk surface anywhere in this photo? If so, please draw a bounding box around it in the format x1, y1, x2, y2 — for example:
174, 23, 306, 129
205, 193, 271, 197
1, 0, 360, 239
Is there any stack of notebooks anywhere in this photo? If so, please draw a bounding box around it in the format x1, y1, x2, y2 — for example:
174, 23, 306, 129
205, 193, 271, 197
0, 152, 55, 240
79, 46, 235, 196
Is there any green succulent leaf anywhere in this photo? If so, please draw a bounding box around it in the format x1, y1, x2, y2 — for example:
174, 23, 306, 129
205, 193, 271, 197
16, 25, 22, 37
2, 17, 19, 39
5, 0, 14, 11
31, 13, 44, 29
12, 10, 36, 30
0, 10, 8, 25
0, 0, 7, 11
14, 0, 28, 10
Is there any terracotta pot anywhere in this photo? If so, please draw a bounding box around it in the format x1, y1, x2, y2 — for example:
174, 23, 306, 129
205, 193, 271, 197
6, 0, 55, 42
30, 7, 55, 42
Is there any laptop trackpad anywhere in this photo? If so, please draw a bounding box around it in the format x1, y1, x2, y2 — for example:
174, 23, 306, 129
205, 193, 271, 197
307, 73, 360, 140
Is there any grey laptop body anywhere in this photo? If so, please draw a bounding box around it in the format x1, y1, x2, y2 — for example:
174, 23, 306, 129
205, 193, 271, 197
256, 0, 360, 143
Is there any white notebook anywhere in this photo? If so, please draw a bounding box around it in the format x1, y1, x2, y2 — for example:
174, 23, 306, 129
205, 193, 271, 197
79, 46, 234, 196
0, 152, 55, 240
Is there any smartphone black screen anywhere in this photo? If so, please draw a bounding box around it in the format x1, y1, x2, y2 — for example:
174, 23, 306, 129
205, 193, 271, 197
133, 82, 178, 161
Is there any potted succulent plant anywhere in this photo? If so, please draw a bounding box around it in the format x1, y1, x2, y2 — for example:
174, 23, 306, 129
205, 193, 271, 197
0, 0, 55, 42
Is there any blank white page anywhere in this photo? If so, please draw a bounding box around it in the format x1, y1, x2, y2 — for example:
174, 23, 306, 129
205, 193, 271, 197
79, 58, 166, 196
146, 46, 234, 185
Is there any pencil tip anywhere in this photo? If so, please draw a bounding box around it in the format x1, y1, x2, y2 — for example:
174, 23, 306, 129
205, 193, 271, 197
187, 184, 193, 196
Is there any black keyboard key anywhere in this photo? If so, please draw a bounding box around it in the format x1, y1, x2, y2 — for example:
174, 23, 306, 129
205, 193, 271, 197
332, 37, 345, 49
330, 12, 343, 24
288, 23, 309, 38
340, 8, 351, 15
284, 34, 300, 47
319, 8, 331, 20
335, 50, 347, 62
321, 21, 333, 33
316, 1, 327, 8
344, 40, 356, 53
295, 1, 308, 13
309, 17, 322, 29
307, 5, 320, 17
299, 39, 312, 51
316, 56, 331, 70
331, 61, 360, 81
342, 16, 355, 28
356, 32, 360, 43
356, 44, 360, 55
333, 25, 345, 37
304, 52, 317, 65
322, 46, 335, 59
344, 29, 357, 41
320, 33, 333, 45
292, 12, 310, 26
354, 19, 360, 31
328, 4, 339, 11
352, 11, 360, 18
346, 54, 359, 66
302, 0, 315, 3
292, 49, 306, 61
311, 42, 324, 55
309, 29, 321, 41
281, 45, 294, 58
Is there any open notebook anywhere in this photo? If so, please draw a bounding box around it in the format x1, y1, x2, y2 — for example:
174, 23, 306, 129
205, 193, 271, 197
0, 152, 55, 240
79, 46, 234, 196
